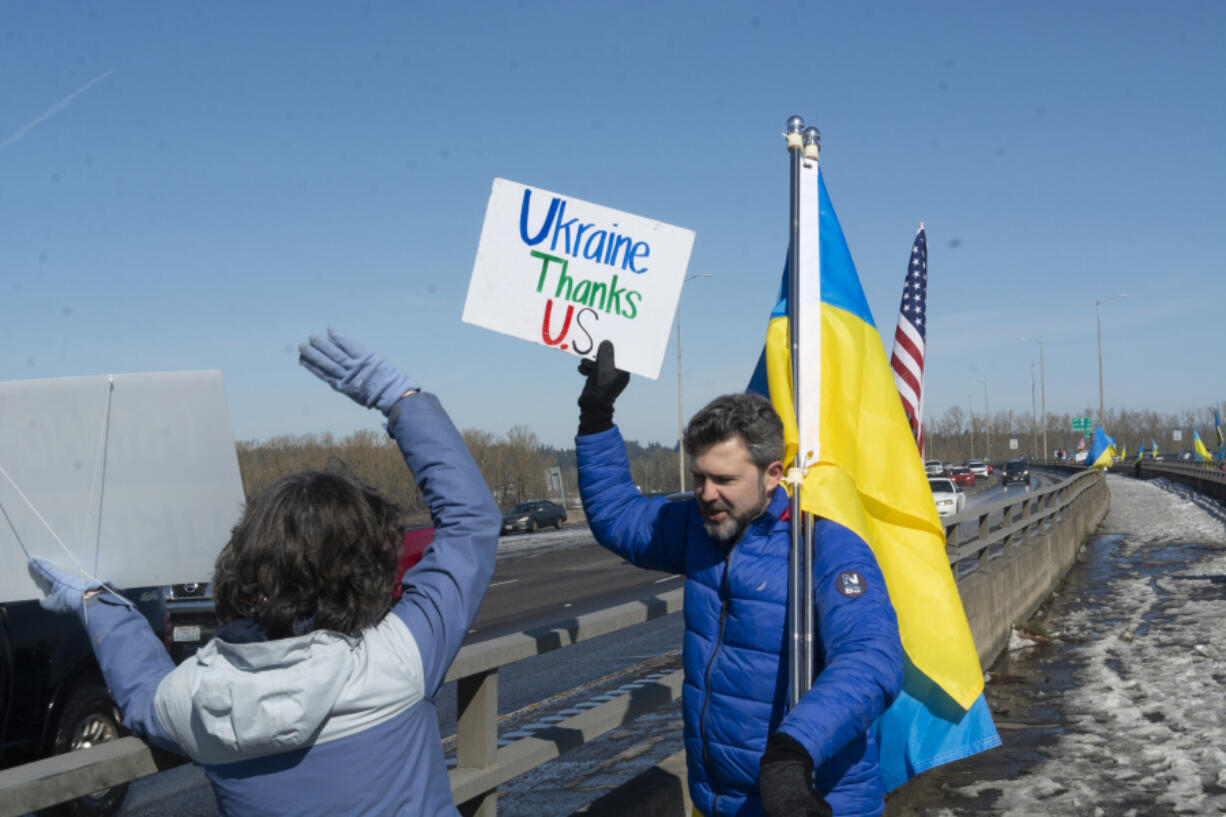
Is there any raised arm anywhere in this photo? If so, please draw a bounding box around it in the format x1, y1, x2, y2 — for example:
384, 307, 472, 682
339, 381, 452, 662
384, 392, 499, 694
574, 341, 687, 574
299, 329, 500, 696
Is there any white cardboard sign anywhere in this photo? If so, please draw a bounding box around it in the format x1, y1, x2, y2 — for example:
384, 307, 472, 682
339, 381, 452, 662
0, 371, 245, 602
462, 178, 696, 379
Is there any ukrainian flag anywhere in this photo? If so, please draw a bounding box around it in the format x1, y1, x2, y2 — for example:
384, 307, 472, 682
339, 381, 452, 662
748, 165, 999, 789
1135, 441, 1144, 462
1193, 428, 1212, 462
1151, 437, 1160, 458
1119, 443, 1127, 461
1214, 409, 1224, 460
1087, 424, 1116, 469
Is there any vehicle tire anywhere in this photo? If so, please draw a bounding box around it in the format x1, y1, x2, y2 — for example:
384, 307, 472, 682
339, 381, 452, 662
529, 519, 538, 533
40, 680, 129, 817
554, 516, 563, 529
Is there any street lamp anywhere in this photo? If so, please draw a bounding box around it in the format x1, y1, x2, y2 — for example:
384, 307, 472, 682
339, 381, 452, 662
1096, 293, 1126, 427
1020, 337, 1047, 460
968, 393, 974, 460
677, 273, 713, 492
973, 378, 990, 463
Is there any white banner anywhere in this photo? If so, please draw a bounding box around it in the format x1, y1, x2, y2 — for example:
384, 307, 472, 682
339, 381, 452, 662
463, 178, 696, 379
0, 371, 244, 602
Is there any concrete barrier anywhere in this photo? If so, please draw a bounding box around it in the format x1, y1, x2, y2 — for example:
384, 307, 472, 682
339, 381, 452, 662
957, 472, 1109, 667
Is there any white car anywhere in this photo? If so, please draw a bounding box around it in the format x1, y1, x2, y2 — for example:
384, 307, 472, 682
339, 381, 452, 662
964, 460, 989, 479
929, 477, 966, 518
924, 460, 945, 476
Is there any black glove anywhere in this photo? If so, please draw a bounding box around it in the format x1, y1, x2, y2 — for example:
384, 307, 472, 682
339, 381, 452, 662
577, 340, 630, 436
759, 733, 832, 817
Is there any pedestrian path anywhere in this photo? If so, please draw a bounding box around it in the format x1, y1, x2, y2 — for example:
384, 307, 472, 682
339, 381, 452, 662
888, 475, 1226, 817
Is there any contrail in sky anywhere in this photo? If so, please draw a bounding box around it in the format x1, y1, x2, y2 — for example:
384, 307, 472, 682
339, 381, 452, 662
0, 69, 115, 150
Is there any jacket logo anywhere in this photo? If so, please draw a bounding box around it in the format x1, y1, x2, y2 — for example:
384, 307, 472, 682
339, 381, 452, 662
836, 571, 865, 597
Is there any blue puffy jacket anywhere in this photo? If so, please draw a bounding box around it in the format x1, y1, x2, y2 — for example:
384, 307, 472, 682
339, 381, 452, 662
578, 427, 903, 817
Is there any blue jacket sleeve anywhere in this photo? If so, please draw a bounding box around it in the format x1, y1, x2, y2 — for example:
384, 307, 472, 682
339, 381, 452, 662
575, 426, 688, 575
387, 392, 501, 697
777, 519, 903, 767
77, 595, 183, 753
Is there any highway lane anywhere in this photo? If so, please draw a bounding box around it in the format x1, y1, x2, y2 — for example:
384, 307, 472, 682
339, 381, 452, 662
467, 527, 679, 641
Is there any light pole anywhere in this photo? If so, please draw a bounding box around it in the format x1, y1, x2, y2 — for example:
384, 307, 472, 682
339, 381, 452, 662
676, 273, 712, 492
1096, 293, 1126, 427
1020, 337, 1047, 460
973, 378, 990, 463
1030, 362, 1038, 459
968, 393, 974, 460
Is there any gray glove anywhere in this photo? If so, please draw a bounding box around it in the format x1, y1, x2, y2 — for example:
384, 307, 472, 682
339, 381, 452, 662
28, 558, 130, 615
299, 329, 419, 415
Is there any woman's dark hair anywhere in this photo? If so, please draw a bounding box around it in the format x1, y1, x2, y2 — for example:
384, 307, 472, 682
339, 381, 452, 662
213, 470, 403, 638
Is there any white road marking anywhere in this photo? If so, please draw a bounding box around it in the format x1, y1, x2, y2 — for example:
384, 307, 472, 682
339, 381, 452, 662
654, 575, 682, 583
488, 579, 519, 588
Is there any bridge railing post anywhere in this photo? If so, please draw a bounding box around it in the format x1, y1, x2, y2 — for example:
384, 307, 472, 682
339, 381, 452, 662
456, 668, 499, 817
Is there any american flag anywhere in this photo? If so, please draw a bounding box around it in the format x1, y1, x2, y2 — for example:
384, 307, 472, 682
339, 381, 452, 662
890, 225, 927, 453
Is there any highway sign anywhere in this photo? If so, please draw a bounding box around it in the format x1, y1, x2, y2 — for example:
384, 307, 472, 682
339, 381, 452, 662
1072, 416, 1092, 432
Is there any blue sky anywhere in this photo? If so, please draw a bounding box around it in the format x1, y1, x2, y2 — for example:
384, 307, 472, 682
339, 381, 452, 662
3, 1, 1223, 450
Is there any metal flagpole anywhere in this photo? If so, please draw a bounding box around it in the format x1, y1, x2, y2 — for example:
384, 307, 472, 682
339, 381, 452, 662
784, 115, 807, 707
785, 116, 821, 706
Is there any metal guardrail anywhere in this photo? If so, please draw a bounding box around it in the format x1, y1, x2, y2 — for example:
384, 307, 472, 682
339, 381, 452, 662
2, 467, 1114, 817
942, 469, 1102, 576
1134, 459, 1226, 481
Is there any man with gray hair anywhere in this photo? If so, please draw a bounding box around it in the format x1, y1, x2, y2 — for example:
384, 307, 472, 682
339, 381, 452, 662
575, 341, 902, 817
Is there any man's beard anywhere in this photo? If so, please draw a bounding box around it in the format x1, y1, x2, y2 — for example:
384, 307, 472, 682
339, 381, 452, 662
699, 478, 770, 543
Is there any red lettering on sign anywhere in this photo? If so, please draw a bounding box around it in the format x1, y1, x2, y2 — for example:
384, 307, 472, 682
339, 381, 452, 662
541, 299, 574, 346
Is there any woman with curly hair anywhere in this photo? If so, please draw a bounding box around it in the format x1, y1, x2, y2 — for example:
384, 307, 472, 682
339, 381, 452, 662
30, 330, 501, 816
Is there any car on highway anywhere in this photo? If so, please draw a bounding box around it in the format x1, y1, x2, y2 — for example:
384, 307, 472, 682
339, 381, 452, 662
1001, 458, 1031, 485
502, 499, 567, 533
1, 582, 216, 817
963, 459, 989, 479
949, 466, 975, 487
928, 477, 966, 518
924, 460, 946, 477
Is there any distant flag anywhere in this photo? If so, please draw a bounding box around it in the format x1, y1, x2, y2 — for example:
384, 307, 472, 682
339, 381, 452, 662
890, 225, 928, 454
1215, 408, 1224, 460
1193, 428, 1212, 462
1151, 437, 1159, 458
1119, 443, 1126, 461
748, 162, 998, 791
1087, 423, 1117, 469
1076, 436, 1087, 451
1135, 441, 1144, 462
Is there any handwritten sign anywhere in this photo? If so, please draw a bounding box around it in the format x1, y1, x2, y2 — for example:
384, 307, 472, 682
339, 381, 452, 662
0, 371, 245, 602
463, 178, 696, 379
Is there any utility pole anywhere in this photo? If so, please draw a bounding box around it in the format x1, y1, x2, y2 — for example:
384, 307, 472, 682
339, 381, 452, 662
968, 393, 974, 460
675, 273, 712, 492
1096, 293, 1126, 427
1031, 362, 1038, 459
1021, 337, 1047, 460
